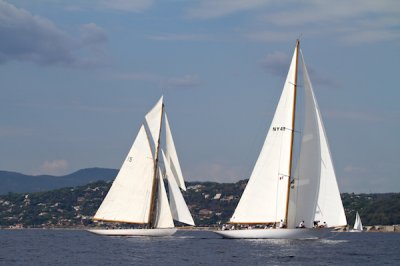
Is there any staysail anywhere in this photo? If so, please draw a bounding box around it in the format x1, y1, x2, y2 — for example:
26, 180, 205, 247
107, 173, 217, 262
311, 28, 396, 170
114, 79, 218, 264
93, 125, 155, 223
154, 168, 175, 228
230, 45, 298, 224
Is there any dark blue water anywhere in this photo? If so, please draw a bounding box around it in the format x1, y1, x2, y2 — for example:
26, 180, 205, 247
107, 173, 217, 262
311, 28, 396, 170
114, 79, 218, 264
0, 229, 399, 265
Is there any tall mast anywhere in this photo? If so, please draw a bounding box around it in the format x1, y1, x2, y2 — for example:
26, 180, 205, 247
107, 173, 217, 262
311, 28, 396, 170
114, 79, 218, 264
148, 101, 165, 228
284, 39, 300, 225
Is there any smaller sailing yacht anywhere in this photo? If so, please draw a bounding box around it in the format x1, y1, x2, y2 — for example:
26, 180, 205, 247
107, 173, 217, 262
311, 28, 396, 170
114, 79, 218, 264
216, 40, 347, 239
350, 212, 363, 232
89, 96, 195, 236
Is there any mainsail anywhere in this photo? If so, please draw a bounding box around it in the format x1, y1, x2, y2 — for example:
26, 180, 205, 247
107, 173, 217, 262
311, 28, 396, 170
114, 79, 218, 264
230, 44, 298, 224
93, 125, 154, 223
93, 97, 194, 229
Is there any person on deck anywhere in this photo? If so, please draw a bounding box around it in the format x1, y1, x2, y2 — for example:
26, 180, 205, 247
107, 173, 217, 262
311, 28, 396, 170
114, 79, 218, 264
298, 221, 305, 228
279, 219, 285, 228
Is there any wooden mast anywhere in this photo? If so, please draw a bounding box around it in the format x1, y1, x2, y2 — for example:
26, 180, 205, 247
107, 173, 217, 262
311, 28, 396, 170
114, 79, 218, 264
284, 39, 300, 226
148, 101, 165, 229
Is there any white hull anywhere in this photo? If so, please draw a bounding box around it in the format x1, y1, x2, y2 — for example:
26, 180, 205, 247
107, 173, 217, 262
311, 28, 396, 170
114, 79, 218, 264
215, 228, 330, 239
349, 229, 363, 233
88, 228, 177, 237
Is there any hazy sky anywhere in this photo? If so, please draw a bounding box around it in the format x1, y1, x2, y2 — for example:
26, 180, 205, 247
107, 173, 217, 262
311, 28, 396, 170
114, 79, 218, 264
1, 0, 399, 193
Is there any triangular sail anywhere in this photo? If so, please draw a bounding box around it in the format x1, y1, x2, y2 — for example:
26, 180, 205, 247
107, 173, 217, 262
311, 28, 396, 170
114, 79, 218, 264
94, 125, 154, 223
145, 96, 164, 151
162, 150, 195, 226
165, 113, 186, 190
154, 168, 174, 228
230, 45, 298, 224
353, 212, 363, 231
287, 52, 321, 229
298, 51, 347, 227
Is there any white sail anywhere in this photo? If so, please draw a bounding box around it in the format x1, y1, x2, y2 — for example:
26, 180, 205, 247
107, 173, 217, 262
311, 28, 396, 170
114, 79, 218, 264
353, 212, 363, 231
164, 113, 186, 190
161, 150, 195, 226
287, 53, 321, 229
145, 96, 163, 151
94, 125, 154, 223
230, 45, 298, 224
154, 168, 174, 228
299, 51, 347, 227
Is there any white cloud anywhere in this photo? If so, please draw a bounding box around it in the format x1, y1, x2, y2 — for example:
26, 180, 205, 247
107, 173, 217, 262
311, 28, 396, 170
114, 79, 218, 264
100, 0, 153, 12
37, 160, 69, 176
162, 75, 201, 89
147, 33, 211, 41
186, 0, 271, 19
111, 71, 201, 89
0, 1, 109, 67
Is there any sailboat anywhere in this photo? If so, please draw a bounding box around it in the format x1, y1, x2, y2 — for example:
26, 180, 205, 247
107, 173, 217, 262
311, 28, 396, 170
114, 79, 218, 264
89, 96, 195, 236
216, 40, 347, 239
350, 212, 363, 232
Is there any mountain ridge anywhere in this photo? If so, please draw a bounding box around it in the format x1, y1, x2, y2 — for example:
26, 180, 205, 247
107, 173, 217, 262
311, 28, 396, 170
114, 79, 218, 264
0, 168, 118, 195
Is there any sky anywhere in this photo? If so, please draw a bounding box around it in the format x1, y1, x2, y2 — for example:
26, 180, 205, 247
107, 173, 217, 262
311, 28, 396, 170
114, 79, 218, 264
0, 0, 399, 193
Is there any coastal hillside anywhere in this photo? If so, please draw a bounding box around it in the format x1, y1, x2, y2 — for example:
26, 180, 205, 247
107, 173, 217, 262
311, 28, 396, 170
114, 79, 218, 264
0, 180, 399, 228
0, 168, 118, 195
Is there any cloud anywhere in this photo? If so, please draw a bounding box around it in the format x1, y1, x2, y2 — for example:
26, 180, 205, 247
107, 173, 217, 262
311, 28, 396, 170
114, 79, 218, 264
147, 33, 211, 41
99, 0, 153, 12
162, 75, 201, 89
37, 160, 69, 176
185, 0, 270, 19
0, 1, 109, 67
111, 72, 201, 89
259, 51, 290, 77
259, 0, 400, 44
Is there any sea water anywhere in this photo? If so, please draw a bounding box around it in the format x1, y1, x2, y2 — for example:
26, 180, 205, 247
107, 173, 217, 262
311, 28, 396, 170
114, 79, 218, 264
0, 229, 399, 265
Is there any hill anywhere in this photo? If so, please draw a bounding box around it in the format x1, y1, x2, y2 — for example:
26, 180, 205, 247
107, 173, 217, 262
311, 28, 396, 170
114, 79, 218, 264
1, 180, 399, 228
0, 168, 118, 195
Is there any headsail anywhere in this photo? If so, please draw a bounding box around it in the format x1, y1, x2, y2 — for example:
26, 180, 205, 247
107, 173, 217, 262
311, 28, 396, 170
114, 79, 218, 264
162, 150, 195, 226
94, 125, 155, 223
287, 50, 322, 229
299, 50, 347, 227
230, 44, 299, 224
165, 113, 186, 190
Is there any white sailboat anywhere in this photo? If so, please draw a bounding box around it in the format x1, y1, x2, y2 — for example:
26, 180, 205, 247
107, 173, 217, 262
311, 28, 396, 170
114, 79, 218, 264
216, 40, 347, 239
89, 96, 195, 236
350, 212, 363, 232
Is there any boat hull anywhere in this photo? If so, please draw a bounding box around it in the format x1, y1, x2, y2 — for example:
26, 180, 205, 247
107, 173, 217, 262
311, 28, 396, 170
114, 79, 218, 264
214, 228, 330, 239
88, 228, 177, 237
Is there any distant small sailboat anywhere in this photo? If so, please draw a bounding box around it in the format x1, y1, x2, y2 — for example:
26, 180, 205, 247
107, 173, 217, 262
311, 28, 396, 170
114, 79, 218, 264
89, 96, 195, 237
216, 40, 347, 239
350, 212, 363, 232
